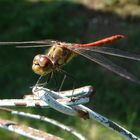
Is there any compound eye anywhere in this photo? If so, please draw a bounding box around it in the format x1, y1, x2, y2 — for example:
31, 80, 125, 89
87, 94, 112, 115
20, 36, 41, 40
39, 55, 49, 67
33, 55, 41, 63
33, 54, 50, 67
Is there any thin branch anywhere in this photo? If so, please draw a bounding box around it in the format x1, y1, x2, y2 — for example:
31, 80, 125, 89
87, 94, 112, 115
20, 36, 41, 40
33, 85, 95, 98
33, 86, 139, 140
0, 96, 89, 108
0, 86, 94, 108
0, 107, 86, 140
59, 85, 95, 97
33, 86, 94, 117
75, 105, 140, 140
0, 99, 49, 107
0, 118, 62, 140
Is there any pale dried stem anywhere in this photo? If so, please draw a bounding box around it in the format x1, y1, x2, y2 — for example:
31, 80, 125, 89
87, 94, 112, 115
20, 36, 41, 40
0, 117, 62, 140
33, 86, 139, 140
0, 107, 86, 140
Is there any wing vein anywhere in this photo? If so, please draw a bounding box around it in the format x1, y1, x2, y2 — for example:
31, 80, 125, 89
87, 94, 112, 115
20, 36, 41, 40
77, 47, 140, 61
74, 49, 140, 84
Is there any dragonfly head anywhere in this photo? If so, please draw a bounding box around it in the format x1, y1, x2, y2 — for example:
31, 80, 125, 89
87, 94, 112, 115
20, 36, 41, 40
32, 54, 53, 75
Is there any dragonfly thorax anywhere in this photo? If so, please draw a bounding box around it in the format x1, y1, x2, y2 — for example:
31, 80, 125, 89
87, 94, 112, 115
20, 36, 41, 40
32, 54, 53, 75
47, 43, 75, 66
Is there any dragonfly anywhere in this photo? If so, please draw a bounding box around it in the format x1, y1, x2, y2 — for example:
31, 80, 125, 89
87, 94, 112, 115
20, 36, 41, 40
1, 34, 140, 84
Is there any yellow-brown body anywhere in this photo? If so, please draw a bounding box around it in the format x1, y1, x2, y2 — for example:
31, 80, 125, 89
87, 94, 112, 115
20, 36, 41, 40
47, 43, 75, 66
32, 43, 76, 75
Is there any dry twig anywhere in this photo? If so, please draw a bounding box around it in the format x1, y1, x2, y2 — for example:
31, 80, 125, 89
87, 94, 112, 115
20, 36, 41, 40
33, 86, 139, 140
0, 107, 86, 140
0, 118, 62, 140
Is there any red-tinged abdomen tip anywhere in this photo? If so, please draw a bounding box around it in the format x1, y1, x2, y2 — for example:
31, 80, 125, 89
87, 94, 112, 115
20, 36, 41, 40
116, 34, 124, 39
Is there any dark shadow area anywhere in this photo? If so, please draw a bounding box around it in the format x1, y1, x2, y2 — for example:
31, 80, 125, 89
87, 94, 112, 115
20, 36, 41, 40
0, 0, 140, 139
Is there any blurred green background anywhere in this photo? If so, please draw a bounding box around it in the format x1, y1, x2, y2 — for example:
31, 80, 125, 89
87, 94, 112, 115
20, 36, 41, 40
0, 0, 140, 139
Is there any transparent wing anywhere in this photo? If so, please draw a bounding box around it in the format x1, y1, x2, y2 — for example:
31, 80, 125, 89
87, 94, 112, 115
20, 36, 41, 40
77, 46, 140, 61
72, 48, 140, 84
0, 39, 57, 48
16, 44, 52, 48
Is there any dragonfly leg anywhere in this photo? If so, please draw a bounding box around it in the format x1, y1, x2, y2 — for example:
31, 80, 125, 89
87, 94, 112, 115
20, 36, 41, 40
58, 74, 67, 92
58, 68, 79, 101
35, 72, 53, 87
34, 75, 44, 87
52, 71, 59, 90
